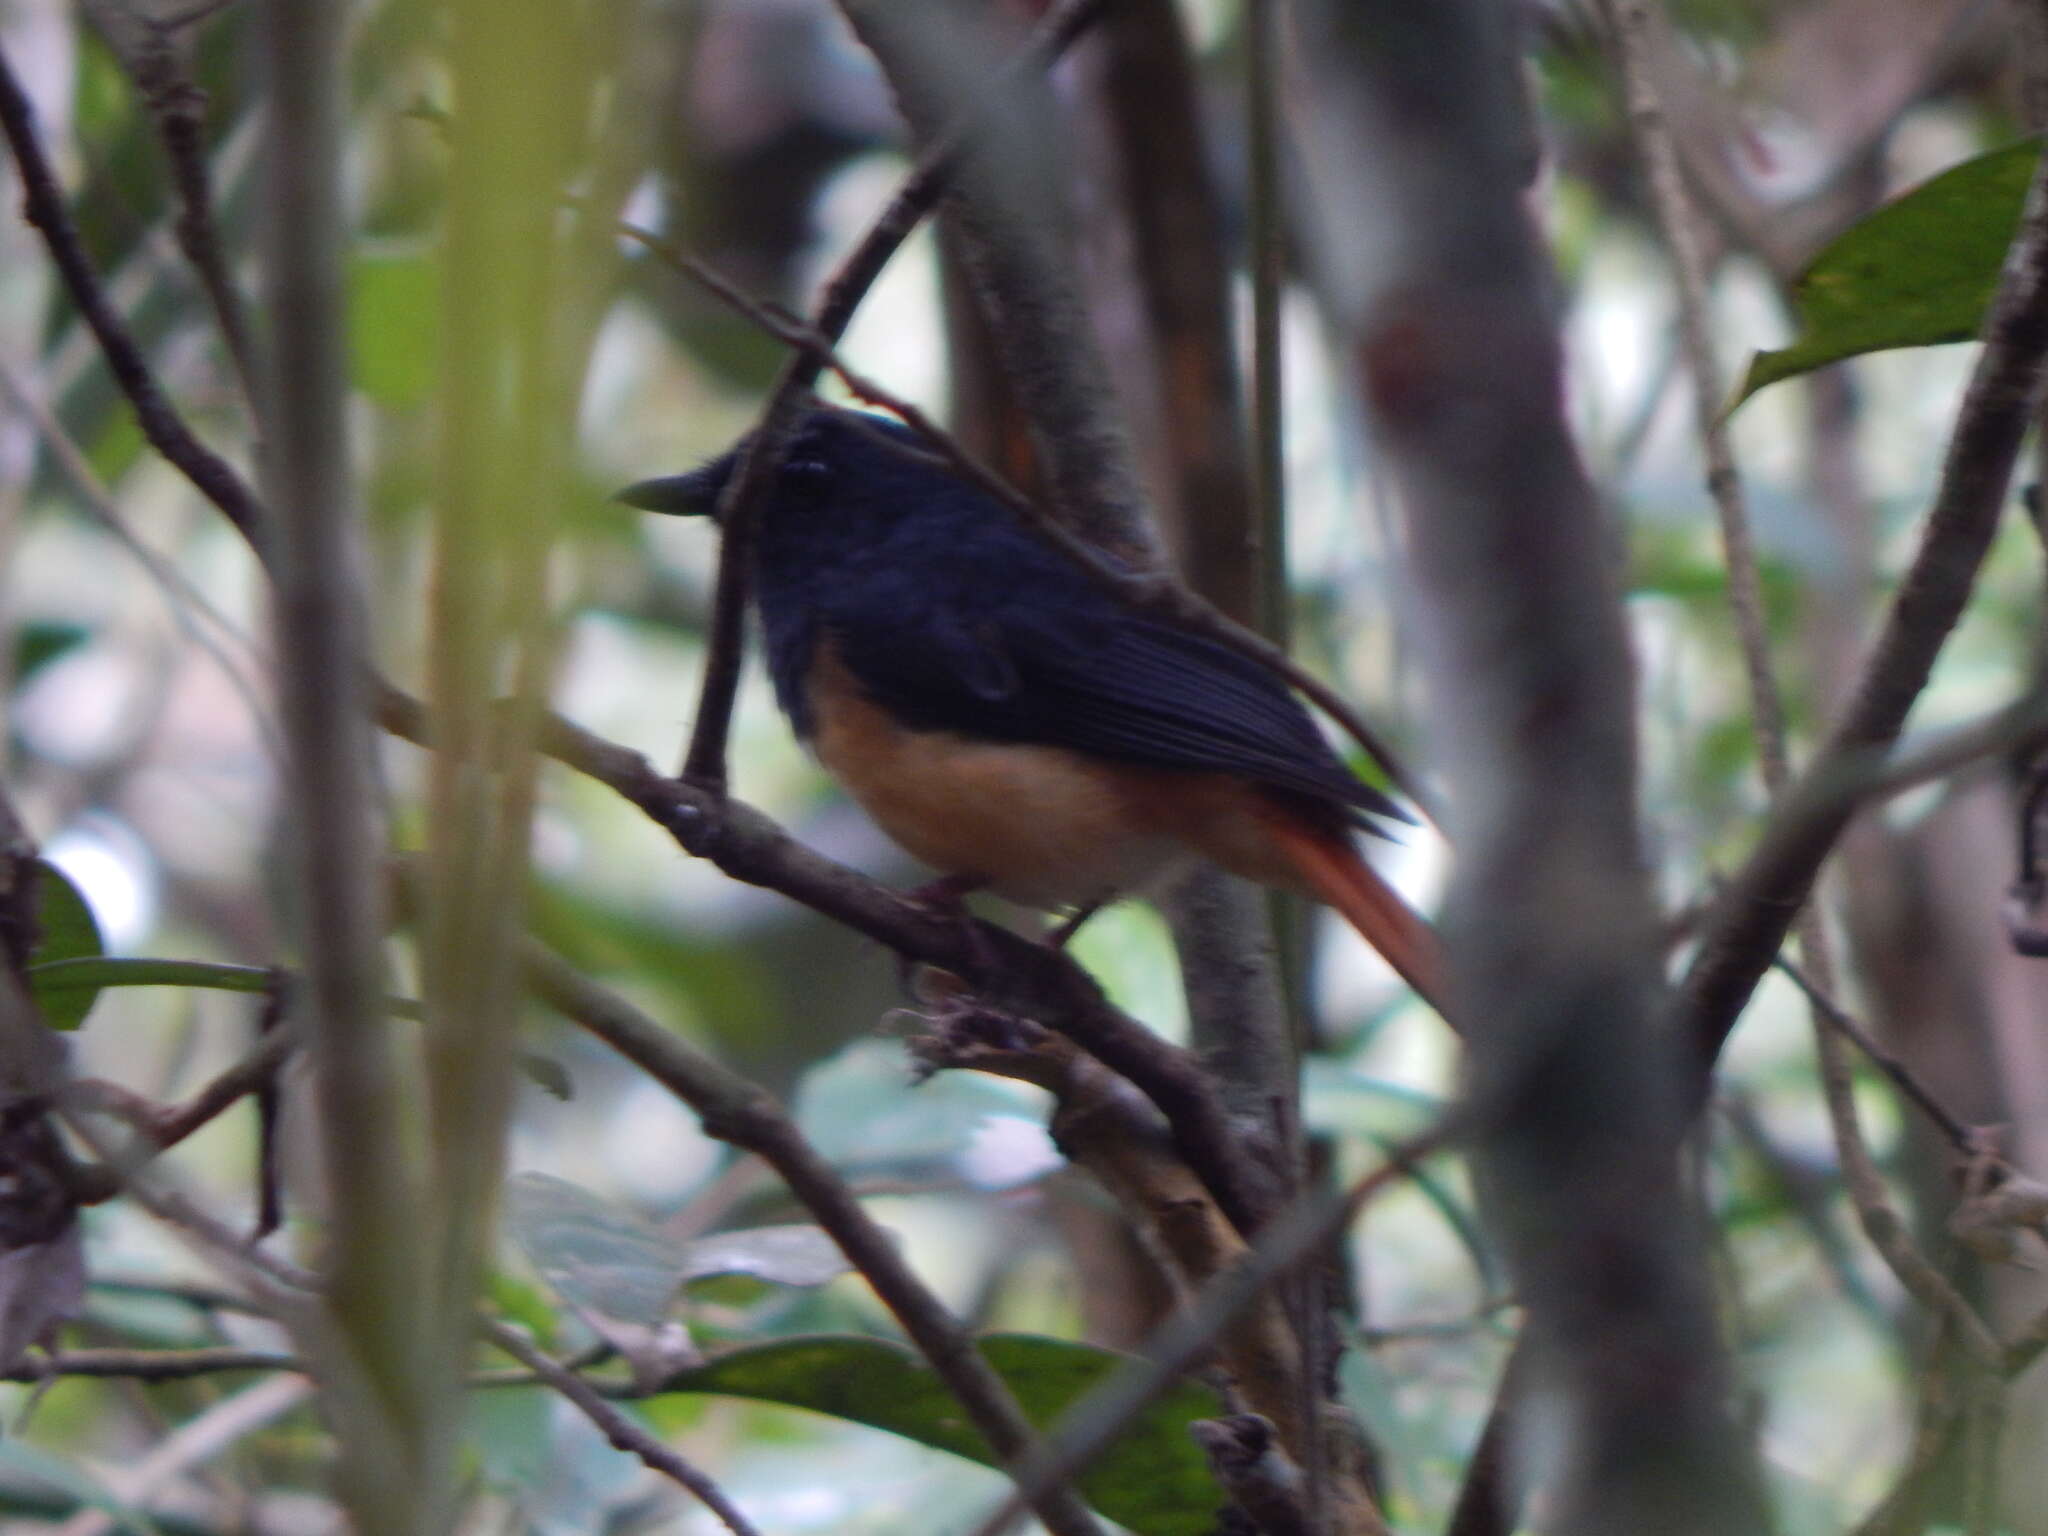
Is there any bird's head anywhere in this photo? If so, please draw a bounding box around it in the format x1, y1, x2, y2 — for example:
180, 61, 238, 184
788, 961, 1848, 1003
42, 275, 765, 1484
615, 405, 942, 533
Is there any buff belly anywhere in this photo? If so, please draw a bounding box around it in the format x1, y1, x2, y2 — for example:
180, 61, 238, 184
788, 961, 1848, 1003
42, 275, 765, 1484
807, 656, 1194, 911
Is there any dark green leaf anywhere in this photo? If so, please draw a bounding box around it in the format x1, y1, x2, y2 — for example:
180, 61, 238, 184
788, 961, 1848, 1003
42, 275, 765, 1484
13, 622, 89, 684
27, 863, 106, 1031
1734, 138, 2041, 407
660, 1334, 1227, 1536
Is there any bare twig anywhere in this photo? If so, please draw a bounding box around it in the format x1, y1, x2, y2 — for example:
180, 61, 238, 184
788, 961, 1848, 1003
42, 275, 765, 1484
0, 43, 274, 569
1772, 956, 1980, 1156
1606, 0, 1788, 789
122, 24, 261, 406
1612, 0, 1997, 1365
478, 1318, 763, 1536
0, 358, 281, 763
4, 1347, 298, 1382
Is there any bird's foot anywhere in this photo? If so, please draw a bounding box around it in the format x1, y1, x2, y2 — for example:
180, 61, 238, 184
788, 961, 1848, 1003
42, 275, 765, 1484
896, 874, 994, 997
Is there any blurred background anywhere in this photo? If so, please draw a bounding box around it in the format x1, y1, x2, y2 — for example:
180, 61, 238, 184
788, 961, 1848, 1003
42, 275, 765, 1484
0, 0, 2044, 1530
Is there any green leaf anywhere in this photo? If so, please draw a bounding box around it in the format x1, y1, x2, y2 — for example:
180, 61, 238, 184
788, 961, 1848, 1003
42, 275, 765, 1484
27, 862, 106, 1030
348, 246, 440, 408
1734, 138, 2042, 407
660, 1334, 1227, 1536
0, 1440, 162, 1536
504, 1172, 693, 1381
13, 622, 90, 684
26, 957, 275, 1035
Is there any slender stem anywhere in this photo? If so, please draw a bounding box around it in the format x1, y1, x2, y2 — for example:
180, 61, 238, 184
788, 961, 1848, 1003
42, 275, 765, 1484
258, 3, 425, 1526
478, 1319, 764, 1536
523, 946, 1108, 1536
0, 45, 274, 569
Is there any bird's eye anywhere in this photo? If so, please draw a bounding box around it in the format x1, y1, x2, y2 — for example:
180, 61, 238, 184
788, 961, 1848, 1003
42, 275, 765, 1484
782, 456, 831, 498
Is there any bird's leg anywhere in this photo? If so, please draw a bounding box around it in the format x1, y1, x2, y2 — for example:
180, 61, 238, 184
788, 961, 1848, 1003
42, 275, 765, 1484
1044, 898, 1106, 950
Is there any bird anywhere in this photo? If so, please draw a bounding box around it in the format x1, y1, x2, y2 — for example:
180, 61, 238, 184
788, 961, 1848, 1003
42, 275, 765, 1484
619, 404, 1443, 1006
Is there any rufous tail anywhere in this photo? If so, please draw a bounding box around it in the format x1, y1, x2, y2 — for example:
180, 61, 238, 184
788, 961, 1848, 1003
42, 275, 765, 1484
1261, 815, 1449, 1021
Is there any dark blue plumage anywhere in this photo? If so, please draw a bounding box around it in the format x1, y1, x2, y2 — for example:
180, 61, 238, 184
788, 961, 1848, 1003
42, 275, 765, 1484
620, 405, 1408, 834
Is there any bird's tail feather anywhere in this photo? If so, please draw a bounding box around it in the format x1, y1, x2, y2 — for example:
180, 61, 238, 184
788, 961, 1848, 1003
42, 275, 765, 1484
1261, 815, 1448, 1020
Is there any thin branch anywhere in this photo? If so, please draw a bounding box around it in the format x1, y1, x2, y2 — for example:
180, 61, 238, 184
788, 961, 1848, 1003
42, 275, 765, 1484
373, 682, 1269, 1238
478, 1318, 763, 1536
4, 1347, 299, 1382
522, 945, 1107, 1536
1772, 956, 1980, 1156
0, 43, 274, 570
1606, 0, 1788, 791
123, 26, 261, 407
1609, 9, 2011, 1495
0, 359, 281, 763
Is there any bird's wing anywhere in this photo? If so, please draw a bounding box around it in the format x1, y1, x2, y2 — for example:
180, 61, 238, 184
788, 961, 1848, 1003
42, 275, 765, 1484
832, 580, 1411, 832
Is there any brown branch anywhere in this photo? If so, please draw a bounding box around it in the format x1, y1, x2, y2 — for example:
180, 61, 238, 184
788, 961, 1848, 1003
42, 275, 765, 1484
0, 42, 274, 570
520, 945, 1107, 1536
909, 1004, 1317, 1466
1607, 0, 1788, 791
1772, 956, 1981, 1158
478, 1318, 763, 1536
121, 24, 260, 404
374, 681, 1269, 1237
4, 1347, 300, 1382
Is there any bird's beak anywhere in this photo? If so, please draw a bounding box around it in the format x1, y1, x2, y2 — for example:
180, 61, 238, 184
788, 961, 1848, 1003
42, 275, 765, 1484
614, 461, 728, 518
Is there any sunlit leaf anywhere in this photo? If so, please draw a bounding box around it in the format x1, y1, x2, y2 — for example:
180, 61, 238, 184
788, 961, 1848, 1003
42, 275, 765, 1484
1734, 138, 2041, 407
678, 1224, 850, 1289
27, 862, 106, 1031
505, 1172, 694, 1385
660, 1334, 1227, 1536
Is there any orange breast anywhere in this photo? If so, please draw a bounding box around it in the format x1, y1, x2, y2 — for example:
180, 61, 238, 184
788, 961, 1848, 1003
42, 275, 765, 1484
806, 645, 1193, 910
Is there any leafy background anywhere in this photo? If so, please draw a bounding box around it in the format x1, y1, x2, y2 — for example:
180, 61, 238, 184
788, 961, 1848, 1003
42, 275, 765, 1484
0, 0, 2044, 1531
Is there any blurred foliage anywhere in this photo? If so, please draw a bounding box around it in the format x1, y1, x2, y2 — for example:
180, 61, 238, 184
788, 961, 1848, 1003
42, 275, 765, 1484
0, 0, 2042, 1531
